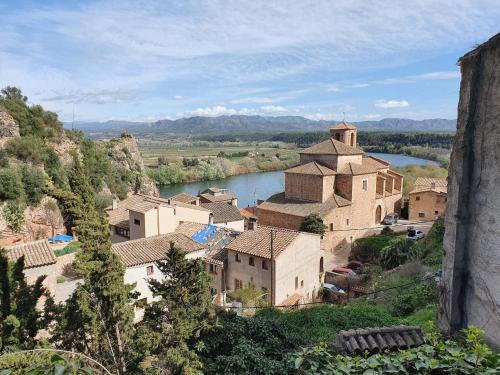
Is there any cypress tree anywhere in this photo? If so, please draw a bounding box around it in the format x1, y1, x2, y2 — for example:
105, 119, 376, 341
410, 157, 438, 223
0, 249, 48, 352
52, 210, 135, 374
137, 242, 213, 373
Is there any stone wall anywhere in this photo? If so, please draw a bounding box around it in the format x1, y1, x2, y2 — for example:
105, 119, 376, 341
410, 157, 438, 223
439, 33, 500, 349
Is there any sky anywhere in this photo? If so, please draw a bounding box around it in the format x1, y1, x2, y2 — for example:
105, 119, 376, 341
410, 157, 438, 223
1, 0, 499, 123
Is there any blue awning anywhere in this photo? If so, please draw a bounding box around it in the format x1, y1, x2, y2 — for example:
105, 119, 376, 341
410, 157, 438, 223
191, 224, 218, 244
48, 233, 73, 242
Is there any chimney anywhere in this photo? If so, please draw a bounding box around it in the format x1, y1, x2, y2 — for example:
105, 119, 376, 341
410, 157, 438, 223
230, 197, 237, 207
195, 197, 200, 206
112, 199, 118, 210
248, 218, 258, 231
431, 182, 436, 189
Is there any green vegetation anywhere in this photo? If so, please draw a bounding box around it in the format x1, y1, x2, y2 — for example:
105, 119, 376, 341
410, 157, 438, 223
1, 201, 26, 232
0, 249, 50, 352
54, 241, 81, 257
300, 214, 327, 236
351, 231, 404, 262
228, 284, 268, 308
379, 237, 415, 270
294, 327, 500, 374
136, 242, 213, 374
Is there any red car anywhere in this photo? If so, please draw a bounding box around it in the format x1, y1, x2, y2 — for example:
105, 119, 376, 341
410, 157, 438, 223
331, 267, 357, 277
345, 260, 363, 272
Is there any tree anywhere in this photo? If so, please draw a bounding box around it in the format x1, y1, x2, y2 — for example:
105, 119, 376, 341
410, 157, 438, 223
0, 86, 27, 103
2, 201, 26, 232
51, 210, 135, 374
300, 214, 327, 235
137, 243, 213, 374
0, 168, 24, 201
379, 237, 414, 269
21, 166, 47, 206
0, 250, 48, 352
68, 155, 95, 207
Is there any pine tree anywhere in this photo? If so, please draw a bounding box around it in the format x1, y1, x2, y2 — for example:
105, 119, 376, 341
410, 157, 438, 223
51, 210, 135, 374
67, 154, 95, 208
0, 249, 48, 352
137, 242, 213, 373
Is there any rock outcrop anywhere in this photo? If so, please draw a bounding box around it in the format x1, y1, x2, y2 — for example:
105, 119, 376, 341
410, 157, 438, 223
439, 33, 500, 350
0, 110, 19, 143
108, 133, 159, 197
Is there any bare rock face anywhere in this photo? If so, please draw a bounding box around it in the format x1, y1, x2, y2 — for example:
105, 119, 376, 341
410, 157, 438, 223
0, 111, 19, 138
108, 134, 159, 197
439, 33, 500, 350
48, 135, 81, 166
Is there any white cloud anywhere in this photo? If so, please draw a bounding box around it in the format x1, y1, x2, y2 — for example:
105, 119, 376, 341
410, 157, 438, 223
374, 99, 410, 108
346, 83, 370, 88
176, 105, 288, 118
409, 71, 460, 80
326, 85, 343, 92
174, 95, 183, 100
42, 89, 142, 104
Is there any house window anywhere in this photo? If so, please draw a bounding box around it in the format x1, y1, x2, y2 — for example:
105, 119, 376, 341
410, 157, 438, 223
295, 276, 298, 289
329, 223, 334, 231
235, 253, 241, 262
434, 210, 439, 215
418, 212, 425, 218
346, 219, 349, 226
262, 260, 268, 270
210, 287, 218, 295
209, 263, 217, 274
134, 218, 141, 225
301, 280, 304, 288
146, 265, 154, 276
362, 179, 368, 190
235, 279, 243, 289
416, 196, 420, 201
249, 257, 255, 266
116, 227, 130, 238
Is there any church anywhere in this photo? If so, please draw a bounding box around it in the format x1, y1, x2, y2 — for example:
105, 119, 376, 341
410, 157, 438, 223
256, 122, 403, 252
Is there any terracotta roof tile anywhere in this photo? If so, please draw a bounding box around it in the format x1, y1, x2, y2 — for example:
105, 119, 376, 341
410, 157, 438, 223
199, 192, 236, 203
112, 233, 203, 267
201, 202, 244, 223
300, 138, 364, 156
339, 161, 378, 175
285, 161, 336, 176
204, 247, 227, 266
335, 325, 425, 355
362, 155, 390, 170
6, 240, 56, 269
240, 207, 257, 219
225, 225, 311, 259
330, 121, 357, 130
169, 192, 198, 204
257, 192, 351, 217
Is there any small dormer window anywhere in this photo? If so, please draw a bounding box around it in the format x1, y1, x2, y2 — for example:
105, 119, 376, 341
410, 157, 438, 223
134, 218, 141, 225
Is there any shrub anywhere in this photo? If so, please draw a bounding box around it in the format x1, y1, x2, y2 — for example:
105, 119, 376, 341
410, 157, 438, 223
351, 232, 402, 262
294, 327, 500, 374
379, 237, 414, 269
182, 157, 200, 167
43, 147, 67, 189
2, 200, 26, 232
300, 214, 327, 235
21, 166, 47, 206
390, 279, 437, 317
228, 284, 268, 308
5, 136, 46, 165
94, 193, 113, 212
146, 164, 186, 185
195, 161, 225, 181
54, 241, 81, 257
0, 168, 24, 201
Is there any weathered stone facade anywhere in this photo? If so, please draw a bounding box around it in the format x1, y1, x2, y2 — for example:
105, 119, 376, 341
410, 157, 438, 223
257, 122, 403, 252
439, 33, 500, 349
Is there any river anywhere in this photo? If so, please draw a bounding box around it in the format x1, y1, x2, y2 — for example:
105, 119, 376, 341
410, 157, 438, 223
159, 153, 436, 208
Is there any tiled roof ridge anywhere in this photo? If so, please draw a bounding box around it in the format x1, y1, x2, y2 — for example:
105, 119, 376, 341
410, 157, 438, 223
112, 232, 190, 247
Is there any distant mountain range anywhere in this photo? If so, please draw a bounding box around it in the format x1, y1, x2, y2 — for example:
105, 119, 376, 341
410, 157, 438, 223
66, 116, 456, 138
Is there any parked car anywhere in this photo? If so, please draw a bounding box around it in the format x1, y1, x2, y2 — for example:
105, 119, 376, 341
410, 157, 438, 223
331, 267, 357, 277
323, 283, 346, 294
382, 213, 399, 225
407, 229, 425, 240
345, 260, 363, 272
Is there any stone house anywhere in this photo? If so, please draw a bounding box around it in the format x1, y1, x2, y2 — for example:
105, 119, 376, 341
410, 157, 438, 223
199, 187, 238, 206
105, 193, 212, 242
224, 223, 322, 306
6, 240, 57, 297
408, 177, 447, 221
257, 122, 403, 252
200, 202, 245, 232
